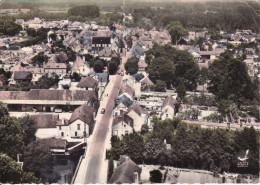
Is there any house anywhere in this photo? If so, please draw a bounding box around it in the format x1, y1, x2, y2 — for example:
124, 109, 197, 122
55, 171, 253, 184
118, 84, 135, 100
0, 74, 8, 86
138, 60, 148, 72
88, 72, 109, 88
13, 71, 32, 84
76, 76, 98, 92
98, 49, 120, 61
0, 89, 98, 112
109, 157, 141, 184
140, 76, 154, 92
30, 114, 59, 139
113, 95, 133, 117
44, 54, 68, 77
71, 56, 90, 76
132, 44, 145, 59
112, 113, 134, 137
161, 95, 178, 120
127, 104, 148, 131
92, 37, 111, 54
56, 104, 96, 139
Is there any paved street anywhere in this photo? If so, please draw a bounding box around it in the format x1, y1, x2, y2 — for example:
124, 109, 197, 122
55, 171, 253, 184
73, 41, 136, 184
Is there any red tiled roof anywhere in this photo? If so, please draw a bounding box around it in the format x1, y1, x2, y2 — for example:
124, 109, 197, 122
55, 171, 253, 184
30, 114, 59, 128
128, 104, 148, 116
69, 104, 95, 125
0, 89, 97, 101
77, 76, 98, 88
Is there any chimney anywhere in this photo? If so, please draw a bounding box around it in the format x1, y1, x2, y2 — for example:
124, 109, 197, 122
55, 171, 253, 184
62, 118, 65, 125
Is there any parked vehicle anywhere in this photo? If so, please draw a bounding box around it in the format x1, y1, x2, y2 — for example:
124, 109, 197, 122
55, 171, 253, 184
101, 108, 105, 114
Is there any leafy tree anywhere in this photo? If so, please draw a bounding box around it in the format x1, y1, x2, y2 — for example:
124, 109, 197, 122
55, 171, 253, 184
125, 57, 139, 75
26, 28, 37, 37
141, 124, 149, 135
146, 44, 199, 90
71, 72, 81, 82
176, 81, 186, 99
0, 153, 40, 184
23, 140, 56, 183
19, 115, 37, 146
108, 61, 118, 75
149, 169, 162, 183
31, 52, 48, 67
0, 68, 12, 78
111, 57, 121, 66
208, 56, 256, 107
148, 57, 174, 88
0, 116, 24, 159
33, 74, 59, 89
166, 21, 188, 45
143, 138, 166, 163
152, 80, 167, 92
0, 17, 22, 36
93, 60, 104, 73
0, 102, 9, 118
68, 5, 100, 18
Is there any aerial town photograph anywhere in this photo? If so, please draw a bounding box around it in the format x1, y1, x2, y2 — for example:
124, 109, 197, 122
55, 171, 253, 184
0, 0, 259, 184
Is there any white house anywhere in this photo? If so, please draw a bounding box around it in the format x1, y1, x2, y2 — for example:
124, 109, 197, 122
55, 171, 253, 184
127, 104, 148, 132
161, 95, 178, 120
56, 104, 96, 139
71, 56, 90, 76
112, 113, 134, 137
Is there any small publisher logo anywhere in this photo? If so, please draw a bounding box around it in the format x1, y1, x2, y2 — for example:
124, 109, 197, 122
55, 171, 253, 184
237, 149, 249, 168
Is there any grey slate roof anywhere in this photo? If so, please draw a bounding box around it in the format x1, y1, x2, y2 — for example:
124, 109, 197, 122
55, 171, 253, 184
115, 95, 133, 108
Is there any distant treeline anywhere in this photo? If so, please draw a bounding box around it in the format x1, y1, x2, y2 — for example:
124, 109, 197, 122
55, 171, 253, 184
128, 2, 260, 32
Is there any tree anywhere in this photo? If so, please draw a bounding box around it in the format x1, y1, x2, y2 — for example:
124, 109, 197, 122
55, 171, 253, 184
23, 140, 56, 183
26, 28, 37, 37
0, 116, 24, 159
176, 81, 186, 99
152, 80, 167, 92
141, 124, 149, 135
0, 153, 40, 184
19, 115, 37, 146
71, 72, 81, 82
108, 61, 118, 75
93, 60, 104, 73
31, 52, 48, 67
143, 138, 166, 163
68, 5, 100, 18
148, 57, 174, 88
0, 102, 9, 118
125, 57, 139, 75
166, 21, 188, 45
34, 74, 59, 89
149, 169, 162, 183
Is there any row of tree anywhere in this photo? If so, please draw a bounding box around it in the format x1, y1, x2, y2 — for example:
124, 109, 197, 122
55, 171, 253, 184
0, 16, 22, 36
107, 117, 259, 175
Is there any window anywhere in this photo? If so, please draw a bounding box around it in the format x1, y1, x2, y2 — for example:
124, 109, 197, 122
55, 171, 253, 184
77, 124, 80, 130
113, 130, 118, 136
61, 132, 64, 137
166, 114, 168, 118
75, 132, 77, 137
59, 126, 61, 130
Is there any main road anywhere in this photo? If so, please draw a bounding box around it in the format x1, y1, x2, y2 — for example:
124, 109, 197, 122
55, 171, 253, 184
82, 41, 136, 183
